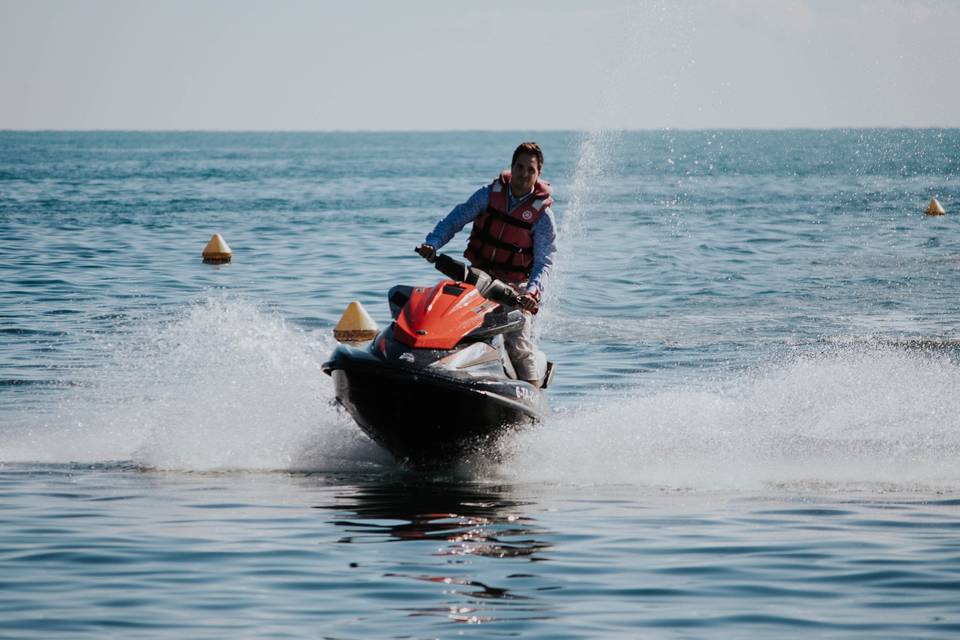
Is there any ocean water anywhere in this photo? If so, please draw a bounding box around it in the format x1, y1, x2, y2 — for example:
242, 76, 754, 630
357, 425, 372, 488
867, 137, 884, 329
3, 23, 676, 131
2, 129, 960, 638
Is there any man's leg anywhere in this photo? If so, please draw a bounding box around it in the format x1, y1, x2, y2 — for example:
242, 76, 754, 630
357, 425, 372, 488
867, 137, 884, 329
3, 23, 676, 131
504, 311, 540, 387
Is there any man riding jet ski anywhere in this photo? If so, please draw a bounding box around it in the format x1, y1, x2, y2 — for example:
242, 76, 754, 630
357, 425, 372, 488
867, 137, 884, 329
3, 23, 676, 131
322, 254, 555, 466
416, 141, 557, 389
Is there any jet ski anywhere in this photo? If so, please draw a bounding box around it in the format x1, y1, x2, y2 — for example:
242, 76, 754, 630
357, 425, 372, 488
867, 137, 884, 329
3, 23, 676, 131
322, 254, 554, 466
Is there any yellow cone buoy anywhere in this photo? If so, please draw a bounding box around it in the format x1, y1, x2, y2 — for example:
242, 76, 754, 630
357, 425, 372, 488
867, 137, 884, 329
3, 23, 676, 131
334, 301, 378, 343
202, 233, 233, 263
925, 198, 946, 216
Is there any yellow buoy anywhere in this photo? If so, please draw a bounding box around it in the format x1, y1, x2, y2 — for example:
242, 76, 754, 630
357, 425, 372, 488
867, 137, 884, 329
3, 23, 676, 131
334, 301, 378, 343
202, 233, 233, 263
925, 198, 946, 216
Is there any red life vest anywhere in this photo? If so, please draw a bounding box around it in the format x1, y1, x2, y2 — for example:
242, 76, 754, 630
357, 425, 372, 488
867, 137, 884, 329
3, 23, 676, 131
464, 170, 553, 283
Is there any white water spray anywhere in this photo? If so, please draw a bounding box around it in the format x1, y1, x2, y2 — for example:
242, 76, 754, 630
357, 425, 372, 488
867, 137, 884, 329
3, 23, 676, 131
543, 3, 695, 318
4, 296, 959, 491
0, 296, 388, 471
496, 346, 960, 491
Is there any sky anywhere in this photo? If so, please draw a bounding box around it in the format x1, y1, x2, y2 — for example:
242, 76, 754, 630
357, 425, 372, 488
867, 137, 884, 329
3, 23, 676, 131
1, 0, 958, 130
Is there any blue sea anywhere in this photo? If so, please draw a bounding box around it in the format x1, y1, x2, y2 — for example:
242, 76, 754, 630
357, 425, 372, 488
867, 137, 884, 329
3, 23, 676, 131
2, 130, 960, 638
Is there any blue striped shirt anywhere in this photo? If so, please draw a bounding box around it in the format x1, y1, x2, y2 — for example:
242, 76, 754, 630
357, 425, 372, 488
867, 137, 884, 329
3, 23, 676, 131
424, 183, 558, 295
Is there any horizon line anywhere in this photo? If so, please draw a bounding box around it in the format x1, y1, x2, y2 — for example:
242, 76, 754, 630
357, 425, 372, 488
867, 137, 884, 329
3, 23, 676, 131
2, 126, 959, 134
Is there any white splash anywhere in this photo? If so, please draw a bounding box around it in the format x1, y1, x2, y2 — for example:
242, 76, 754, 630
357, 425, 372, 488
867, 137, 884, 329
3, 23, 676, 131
6, 295, 958, 492
496, 346, 960, 491
543, 2, 695, 318
0, 295, 388, 471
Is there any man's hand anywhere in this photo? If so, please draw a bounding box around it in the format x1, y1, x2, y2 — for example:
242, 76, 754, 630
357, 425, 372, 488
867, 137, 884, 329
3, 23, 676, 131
415, 244, 437, 262
518, 292, 540, 315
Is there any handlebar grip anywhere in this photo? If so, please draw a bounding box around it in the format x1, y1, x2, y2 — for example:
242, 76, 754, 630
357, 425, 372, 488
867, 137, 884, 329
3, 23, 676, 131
415, 245, 437, 263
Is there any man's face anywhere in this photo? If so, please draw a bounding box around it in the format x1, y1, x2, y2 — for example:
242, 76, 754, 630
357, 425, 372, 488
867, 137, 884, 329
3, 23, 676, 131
511, 153, 541, 196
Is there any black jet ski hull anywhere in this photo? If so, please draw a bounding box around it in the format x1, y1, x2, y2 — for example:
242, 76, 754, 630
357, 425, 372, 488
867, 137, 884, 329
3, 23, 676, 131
325, 347, 543, 465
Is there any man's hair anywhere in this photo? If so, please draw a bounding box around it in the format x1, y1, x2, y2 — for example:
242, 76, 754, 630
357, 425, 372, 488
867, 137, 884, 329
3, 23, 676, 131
512, 142, 544, 171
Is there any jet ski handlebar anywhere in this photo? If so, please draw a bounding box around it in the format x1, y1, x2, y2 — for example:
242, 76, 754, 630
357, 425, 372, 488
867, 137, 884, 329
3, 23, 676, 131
432, 254, 521, 306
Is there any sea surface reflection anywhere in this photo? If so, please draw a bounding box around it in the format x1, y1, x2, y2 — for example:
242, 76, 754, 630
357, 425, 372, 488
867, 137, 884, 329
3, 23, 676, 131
321, 479, 556, 625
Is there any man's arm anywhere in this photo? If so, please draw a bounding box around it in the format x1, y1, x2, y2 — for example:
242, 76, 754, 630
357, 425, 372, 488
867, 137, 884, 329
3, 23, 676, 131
525, 207, 558, 296
424, 185, 490, 249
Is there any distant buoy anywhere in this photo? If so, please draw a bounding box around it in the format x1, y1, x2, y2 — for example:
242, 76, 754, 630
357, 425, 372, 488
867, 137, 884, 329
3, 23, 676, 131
202, 233, 233, 263
925, 198, 946, 216
334, 301, 378, 343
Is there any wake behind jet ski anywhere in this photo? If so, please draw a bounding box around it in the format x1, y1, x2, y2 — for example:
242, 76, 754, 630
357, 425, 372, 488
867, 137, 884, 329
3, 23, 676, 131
322, 254, 555, 466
